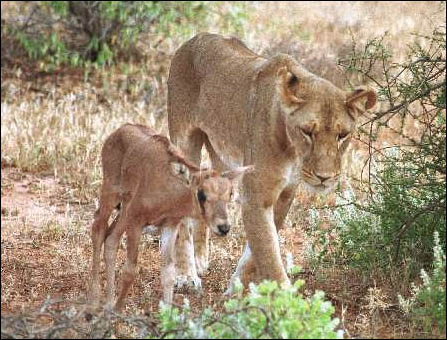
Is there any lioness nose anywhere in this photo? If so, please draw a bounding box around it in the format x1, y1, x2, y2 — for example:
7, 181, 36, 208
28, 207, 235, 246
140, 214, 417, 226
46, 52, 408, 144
217, 224, 230, 235
316, 174, 331, 182
315, 172, 337, 182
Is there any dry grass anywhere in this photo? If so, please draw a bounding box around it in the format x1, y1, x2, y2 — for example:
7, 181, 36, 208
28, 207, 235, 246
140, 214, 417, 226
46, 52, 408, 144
1, 1, 445, 338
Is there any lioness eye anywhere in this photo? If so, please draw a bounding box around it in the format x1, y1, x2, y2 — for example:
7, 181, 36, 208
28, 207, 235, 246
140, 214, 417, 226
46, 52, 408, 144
300, 127, 313, 140
338, 132, 350, 141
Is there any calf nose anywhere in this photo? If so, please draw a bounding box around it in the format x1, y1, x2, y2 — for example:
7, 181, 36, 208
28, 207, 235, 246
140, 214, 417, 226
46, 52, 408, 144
217, 224, 230, 235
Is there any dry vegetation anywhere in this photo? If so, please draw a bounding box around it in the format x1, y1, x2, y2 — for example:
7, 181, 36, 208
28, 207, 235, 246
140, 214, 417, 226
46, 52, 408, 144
1, 1, 445, 338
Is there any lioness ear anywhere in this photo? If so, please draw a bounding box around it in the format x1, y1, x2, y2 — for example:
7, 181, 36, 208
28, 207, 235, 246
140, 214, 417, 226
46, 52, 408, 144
346, 87, 377, 114
221, 165, 254, 181
277, 66, 304, 106
170, 162, 191, 185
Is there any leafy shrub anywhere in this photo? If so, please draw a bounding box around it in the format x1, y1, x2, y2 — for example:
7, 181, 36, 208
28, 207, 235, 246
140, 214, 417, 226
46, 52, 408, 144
320, 25, 446, 278
4, 1, 208, 69
398, 231, 446, 337
155, 279, 343, 339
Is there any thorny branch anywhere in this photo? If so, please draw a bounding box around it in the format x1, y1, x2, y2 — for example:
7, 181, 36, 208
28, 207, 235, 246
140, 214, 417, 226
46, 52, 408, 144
1, 297, 160, 339
362, 81, 445, 127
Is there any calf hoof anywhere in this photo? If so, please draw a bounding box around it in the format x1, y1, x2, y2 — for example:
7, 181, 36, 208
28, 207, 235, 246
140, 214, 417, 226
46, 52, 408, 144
174, 275, 202, 293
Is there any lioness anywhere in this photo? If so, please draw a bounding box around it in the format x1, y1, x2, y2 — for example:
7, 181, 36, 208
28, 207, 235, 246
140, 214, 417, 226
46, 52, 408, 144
167, 33, 376, 292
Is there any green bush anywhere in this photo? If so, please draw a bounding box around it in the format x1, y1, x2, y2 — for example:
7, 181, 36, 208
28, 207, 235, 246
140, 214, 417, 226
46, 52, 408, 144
3, 1, 251, 70
155, 279, 342, 339
5, 1, 208, 69
323, 25, 446, 277
398, 231, 446, 337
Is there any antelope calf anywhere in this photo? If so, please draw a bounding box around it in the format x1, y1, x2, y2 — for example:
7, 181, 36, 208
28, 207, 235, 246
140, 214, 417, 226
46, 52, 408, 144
88, 123, 251, 310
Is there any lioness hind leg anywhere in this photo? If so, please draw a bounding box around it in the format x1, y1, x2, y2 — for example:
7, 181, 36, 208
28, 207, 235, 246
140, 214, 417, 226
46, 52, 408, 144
172, 129, 206, 290
176, 128, 206, 165
204, 136, 226, 173
192, 135, 227, 275
274, 184, 298, 231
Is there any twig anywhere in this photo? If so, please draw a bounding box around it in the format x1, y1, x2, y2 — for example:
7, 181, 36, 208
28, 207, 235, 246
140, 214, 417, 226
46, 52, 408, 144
361, 81, 444, 127
393, 201, 445, 261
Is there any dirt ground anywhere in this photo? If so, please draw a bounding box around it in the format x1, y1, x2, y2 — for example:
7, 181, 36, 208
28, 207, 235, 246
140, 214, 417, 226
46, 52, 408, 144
1, 165, 409, 338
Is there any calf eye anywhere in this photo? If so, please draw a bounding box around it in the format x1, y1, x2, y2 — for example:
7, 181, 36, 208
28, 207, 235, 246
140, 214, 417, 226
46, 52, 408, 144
197, 189, 207, 203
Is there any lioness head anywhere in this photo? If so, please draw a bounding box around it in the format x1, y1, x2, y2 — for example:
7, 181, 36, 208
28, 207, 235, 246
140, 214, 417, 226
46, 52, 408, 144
273, 56, 376, 192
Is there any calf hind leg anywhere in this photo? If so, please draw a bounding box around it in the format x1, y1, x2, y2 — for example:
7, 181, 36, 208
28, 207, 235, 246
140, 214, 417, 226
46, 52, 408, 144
88, 188, 120, 305
103, 213, 127, 309
115, 225, 143, 311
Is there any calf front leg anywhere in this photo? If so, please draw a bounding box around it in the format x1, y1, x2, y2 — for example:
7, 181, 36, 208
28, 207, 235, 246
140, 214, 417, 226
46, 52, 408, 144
161, 226, 180, 304
174, 218, 202, 291
193, 219, 210, 276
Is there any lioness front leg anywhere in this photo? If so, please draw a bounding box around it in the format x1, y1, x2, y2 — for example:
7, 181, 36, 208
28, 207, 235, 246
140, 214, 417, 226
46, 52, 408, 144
227, 174, 290, 293
225, 244, 257, 295
226, 184, 297, 295
244, 202, 289, 282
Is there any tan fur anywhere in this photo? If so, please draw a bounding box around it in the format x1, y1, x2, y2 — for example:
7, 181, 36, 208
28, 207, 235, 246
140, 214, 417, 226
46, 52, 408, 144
87, 123, 251, 310
167, 33, 377, 291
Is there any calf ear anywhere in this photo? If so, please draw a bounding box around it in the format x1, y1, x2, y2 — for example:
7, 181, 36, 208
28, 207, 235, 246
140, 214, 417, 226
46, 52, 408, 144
170, 161, 191, 185
221, 165, 254, 181
346, 86, 377, 116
